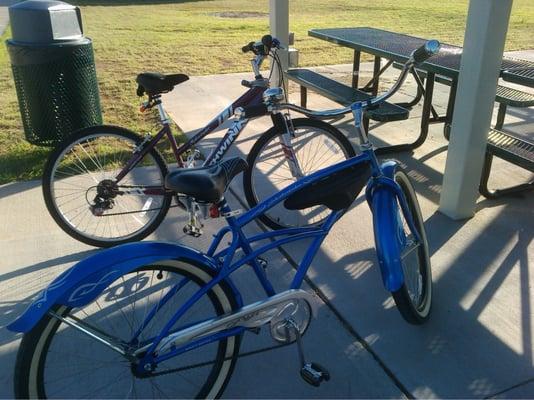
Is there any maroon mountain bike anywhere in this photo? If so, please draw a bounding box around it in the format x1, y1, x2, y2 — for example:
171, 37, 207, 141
42, 35, 355, 247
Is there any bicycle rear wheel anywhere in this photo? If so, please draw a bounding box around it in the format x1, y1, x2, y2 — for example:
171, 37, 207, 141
244, 118, 355, 230
43, 126, 172, 247
389, 169, 432, 324
14, 260, 241, 399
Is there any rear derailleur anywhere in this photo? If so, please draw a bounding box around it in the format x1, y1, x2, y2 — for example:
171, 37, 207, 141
89, 179, 119, 216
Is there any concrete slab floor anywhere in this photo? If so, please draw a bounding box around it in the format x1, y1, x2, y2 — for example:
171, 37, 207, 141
162, 61, 533, 398
0, 59, 531, 398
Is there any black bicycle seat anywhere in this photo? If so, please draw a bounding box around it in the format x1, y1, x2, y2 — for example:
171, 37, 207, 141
165, 157, 248, 203
284, 162, 371, 211
136, 72, 189, 96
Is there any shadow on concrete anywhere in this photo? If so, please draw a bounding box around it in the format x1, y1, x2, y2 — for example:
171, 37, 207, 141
0, 178, 41, 200
281, 200, 533, 397
0, 249, 97, 286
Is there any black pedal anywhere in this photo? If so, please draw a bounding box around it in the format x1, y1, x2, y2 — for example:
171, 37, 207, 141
300, 362, 330, 387
285, 318, 330, 388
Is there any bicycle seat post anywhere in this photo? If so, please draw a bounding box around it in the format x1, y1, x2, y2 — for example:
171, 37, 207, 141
153, 95, 171, 126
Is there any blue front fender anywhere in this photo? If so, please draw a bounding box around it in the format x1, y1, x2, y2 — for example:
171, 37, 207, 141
8, 241, 242, 333
365, 161, 404, 292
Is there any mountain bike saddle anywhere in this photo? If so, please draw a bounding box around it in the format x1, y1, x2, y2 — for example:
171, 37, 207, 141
136, 72, 189, 96
284, 162, 371, 211
165, 157, 248, 203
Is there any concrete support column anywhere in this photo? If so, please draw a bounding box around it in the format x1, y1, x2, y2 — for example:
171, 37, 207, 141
269, 0, 289, 87
439, 0, 513, 219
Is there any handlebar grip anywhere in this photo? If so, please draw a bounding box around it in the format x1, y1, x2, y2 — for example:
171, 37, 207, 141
261, 34, 273, 48
412, 40, 441, 64
241, 80, 252, 88
241, 104, 269, 119
242, 41, 255, 53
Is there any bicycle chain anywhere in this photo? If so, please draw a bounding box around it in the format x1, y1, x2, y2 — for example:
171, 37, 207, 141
90, 185, 183, 217
94, 203, 181, 217
146, 340, 293, 377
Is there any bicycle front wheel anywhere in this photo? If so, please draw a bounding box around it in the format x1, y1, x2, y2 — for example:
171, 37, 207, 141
14, 260, 241, 399
389, 169, 432, 324
43, 126, 172, 247
244, 118, 355, 230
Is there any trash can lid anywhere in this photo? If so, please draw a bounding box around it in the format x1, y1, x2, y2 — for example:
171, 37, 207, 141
9, 0, 83, 44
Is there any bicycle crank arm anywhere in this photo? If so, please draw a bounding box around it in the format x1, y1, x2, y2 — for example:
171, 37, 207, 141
138, 289, 318, 356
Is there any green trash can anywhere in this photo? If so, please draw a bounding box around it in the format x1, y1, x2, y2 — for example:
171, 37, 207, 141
6, 0, 102, 147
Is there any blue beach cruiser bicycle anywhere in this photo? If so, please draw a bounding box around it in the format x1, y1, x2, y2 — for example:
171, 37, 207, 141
8, 41, 440, 398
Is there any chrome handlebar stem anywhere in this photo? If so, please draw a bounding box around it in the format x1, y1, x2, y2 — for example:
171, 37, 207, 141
251, 54, 265, 77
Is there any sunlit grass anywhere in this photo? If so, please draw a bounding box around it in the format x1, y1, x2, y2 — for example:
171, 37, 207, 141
1, 0, 533, 183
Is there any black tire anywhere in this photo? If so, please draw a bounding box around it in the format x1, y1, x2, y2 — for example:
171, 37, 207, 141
14, 260, 241, 399
244, 118, 356, 230
390, 169, 432, 324
42, 125, 172, 248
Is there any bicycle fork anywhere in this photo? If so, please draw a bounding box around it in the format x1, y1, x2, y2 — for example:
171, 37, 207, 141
271, 113, 305, 179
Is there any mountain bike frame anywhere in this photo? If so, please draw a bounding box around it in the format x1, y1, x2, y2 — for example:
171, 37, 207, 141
115, 84, 265, 191
115, 48, 300, 198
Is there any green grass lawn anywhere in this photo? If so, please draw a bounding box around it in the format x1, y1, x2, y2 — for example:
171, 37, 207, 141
1, 0, 533, 184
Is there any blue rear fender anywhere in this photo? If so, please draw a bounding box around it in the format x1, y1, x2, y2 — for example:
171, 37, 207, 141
8, 241, 242, 333
365, 160, 404, 292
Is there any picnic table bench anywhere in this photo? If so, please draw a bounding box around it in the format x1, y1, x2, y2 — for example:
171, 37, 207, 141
286, 68, 409, 122
304, 27, 534, 198
479, 129, 534, 198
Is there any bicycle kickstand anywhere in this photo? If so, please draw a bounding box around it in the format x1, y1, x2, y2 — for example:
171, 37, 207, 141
285, 319, 330, 387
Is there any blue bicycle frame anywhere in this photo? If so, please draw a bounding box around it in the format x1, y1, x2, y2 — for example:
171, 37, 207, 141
7, 101, 422, 376
134, 134, 420, 372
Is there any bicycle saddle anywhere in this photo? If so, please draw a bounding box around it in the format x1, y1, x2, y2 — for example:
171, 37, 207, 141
284, 162, 371, 211
136, 72, 189, 96
165, 157, 248, 203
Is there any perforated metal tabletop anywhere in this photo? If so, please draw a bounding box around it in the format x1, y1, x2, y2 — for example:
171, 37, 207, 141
309, 27, 534, 82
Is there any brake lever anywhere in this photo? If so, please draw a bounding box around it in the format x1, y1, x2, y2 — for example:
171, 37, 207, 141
272, 38, 283, 50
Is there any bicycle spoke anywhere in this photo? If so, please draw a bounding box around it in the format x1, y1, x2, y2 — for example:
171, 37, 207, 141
48, 132, 169, 244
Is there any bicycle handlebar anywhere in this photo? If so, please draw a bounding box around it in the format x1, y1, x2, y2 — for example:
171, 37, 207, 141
241, 34, 283, 81
278, 40, 441, 119
241, 34, 281, 55
241, 41, 256, 53
412, 40, 441, 64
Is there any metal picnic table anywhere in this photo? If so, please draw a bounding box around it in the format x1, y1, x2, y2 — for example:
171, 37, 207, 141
502, 66, 534, 88
308, 27, 534, 153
